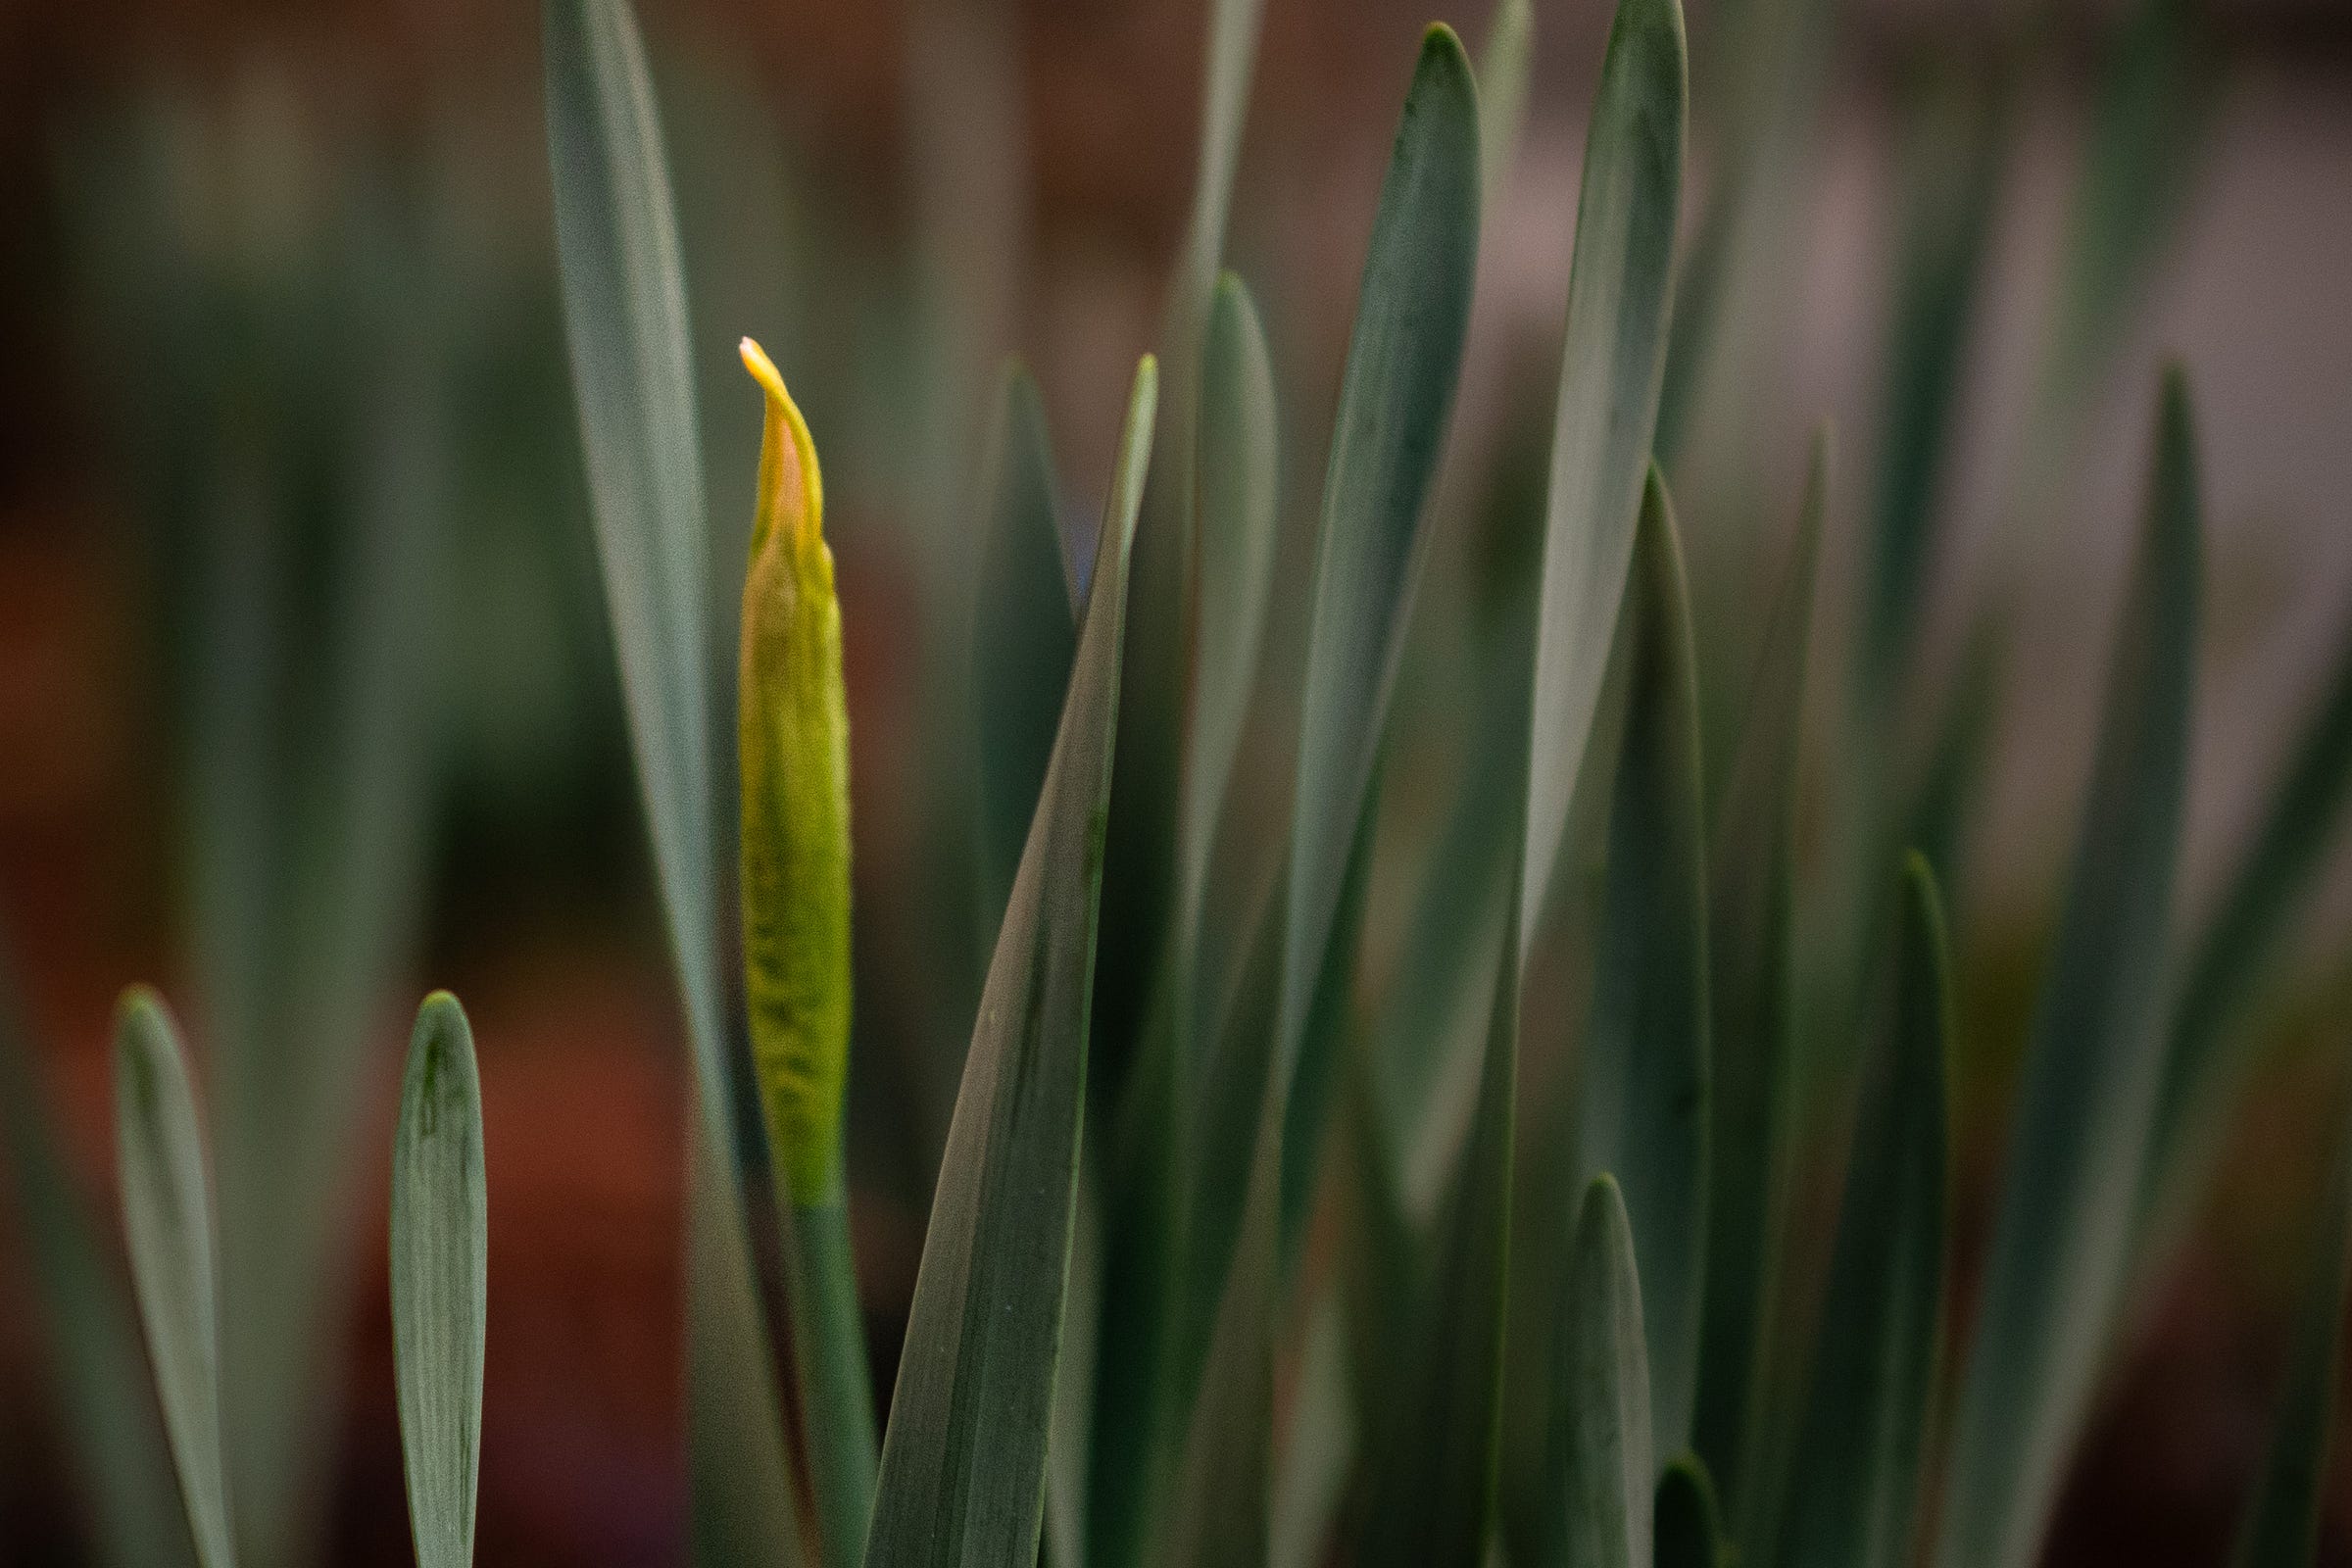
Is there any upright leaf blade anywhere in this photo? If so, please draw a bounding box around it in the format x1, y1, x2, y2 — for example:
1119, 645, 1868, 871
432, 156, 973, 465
1476, 0, 1537, 209
390, 994, 488, 1568
974, 360, 1077, 934
1935, 368, 2203, 1568
2229, 1072, 2352, 1568
115, 989, 237, 1568
1520, 0, 1688, 937
1770, 855, 1951, 1568
1690, 432, 1823, 1504
1576, 472, 1711, 1462
1653, 1456, 1726, 1568
1354, 866, 1525, 1567
0, 956, 193, 1568
1276, 23, 1481, 1243
1542, 1176, 1653, 1568
863, 358, 1155, 1568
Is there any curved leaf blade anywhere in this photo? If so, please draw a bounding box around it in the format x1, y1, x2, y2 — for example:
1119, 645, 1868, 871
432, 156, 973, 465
114, 988, 237, 1568
1935, 367, 2203, 1568
391, 994, 489, 1568
1520, 0, 1688, 939
863, 357, 1155, 1568
1771, 854, 1951, 1568
1576, 471, 1711, 1462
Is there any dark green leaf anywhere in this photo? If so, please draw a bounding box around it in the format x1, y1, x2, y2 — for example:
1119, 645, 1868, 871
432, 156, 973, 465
1690, 431, 1822, 1505
2229, 1072, 2352, 1568
973, 360, 1075, 937
1771, 855, 1951, 1568
1520, 0, 1687, 935
1576, 472, 1711, 1462
1935, 368, 2202, 1568
114, 988, 236, 1568
863, 357, 1154, 1568
1654, 1454, 1727, 1568
391, 994, 488, 1568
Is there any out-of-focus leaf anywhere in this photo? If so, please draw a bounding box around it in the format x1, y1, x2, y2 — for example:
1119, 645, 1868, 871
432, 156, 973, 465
1576, 473, 1710, 1463
1270, 1293, 1354, 1568
1859, 68, 2007, 692
1177, 270, 1280, 950
1654, 1455, 1726, 1568
1934, 368, 2202, 1568
545, 4, 794, 1554
1771, 855, 1951, 1568
862, 357, 1153, 1568
0, 956, 193, 1568
2139, 615, 2352, 1264
974, 360, 1076, 934
114, 989, 236, 1568
1477, 0, 1536, 207
1276, 24, 1481, 1250
1520, 0, 1687, 937
1354, 864, 1524, 1567
1538, 1175, 1652, 1568
2228, 1072, 2352, 1568
1690, 432, 1821, 1505
390, 994, 487, 1568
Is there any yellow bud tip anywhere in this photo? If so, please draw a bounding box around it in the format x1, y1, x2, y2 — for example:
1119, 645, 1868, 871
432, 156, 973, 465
740, 335, 824, 551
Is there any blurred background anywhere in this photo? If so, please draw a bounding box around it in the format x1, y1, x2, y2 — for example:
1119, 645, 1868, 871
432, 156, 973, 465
0, 0, 2347, 1562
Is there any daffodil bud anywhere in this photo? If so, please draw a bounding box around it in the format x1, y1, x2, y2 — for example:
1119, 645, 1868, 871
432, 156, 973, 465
737, 337, 852, 1205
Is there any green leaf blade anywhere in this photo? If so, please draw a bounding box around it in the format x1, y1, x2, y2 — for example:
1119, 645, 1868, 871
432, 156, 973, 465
1690, 430, 1824, 1505
863, 357, 1156, 1568
1576, 472, 1711, 1463
1521, 0, 1688, 937
114, 988, 237, 1568
1771, 854, 1952, 1568
1935, 368, 2203, 1568
1277, 22, 1481, 1239
390, 994, 489, 1568
1653, 1455, 1727, 1568
1544, 1175, 1653, 1568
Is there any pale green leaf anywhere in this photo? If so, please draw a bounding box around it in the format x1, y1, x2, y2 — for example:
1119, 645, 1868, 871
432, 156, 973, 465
1542, 1175, 1652, 1568
1520, 0, 1687, 938
115, 988, 236, 1568
391, 994, 488, 1568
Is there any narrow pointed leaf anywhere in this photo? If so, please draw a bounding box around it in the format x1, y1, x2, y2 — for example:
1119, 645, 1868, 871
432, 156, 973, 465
1576, 472, 1711, 1462
391, 994, 488, 1568
1542, 1176, 1653, 1568
1654, 1456, 1726, 1568
0, 957, 193, 1568
1520, 0, 1687, 937
975, 360, 1077, 933
115, 989, 236, 1568
863, 357, 1154, 1568
1276, 23, 1480, 1243
1772, 855, 1951, 1568
2228, 1070, 2352, 1568
1935, 368, 2202, 1568
1477, 0, 1537, 208
1690, 432, 1823, 1503
1177, 270, 1280, 928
